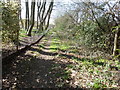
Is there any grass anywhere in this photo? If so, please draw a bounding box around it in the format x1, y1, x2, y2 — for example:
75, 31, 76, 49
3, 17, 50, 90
50, 44, 59, 50
68, 49, 80, 54
49, 38, 70, 52
37, 36, 120, 88
19, 29, 27, 38
19, 28, 42, 38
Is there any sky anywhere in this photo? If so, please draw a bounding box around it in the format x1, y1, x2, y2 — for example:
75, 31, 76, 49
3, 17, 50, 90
20, 0, 119, 24
21, 0, 72, 24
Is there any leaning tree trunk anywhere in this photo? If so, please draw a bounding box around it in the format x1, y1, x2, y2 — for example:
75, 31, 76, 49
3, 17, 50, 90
113, 26, 120, 57
38, 1, 46, 31
113, 27, 118, 56
45, 1, 53, 30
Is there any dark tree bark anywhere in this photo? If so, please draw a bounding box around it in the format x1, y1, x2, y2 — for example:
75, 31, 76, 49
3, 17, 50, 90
38, 1, 46, 31
36, 0, 41, 29
39, 0, 54, 31
26, 0, 54, 37
27, 1, 36, 36
45, 1, 54, 30
25, 0, 29, 30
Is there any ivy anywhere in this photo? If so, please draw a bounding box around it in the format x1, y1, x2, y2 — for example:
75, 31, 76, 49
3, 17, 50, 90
2, 2, 20, 43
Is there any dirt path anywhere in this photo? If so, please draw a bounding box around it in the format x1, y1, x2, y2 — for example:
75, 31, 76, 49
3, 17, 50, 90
2, 38, 74, 88
3, 37, 120, 88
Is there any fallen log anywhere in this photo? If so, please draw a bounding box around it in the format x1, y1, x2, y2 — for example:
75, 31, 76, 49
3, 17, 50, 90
2, 29, 49, 65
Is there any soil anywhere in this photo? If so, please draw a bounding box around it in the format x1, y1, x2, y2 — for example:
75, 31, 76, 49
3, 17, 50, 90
2, 38, 75, 88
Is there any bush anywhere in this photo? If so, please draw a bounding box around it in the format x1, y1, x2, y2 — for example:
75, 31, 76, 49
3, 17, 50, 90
2, 2, 20, 43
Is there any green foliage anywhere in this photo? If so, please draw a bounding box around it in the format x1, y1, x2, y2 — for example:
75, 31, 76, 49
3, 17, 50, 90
66, 58, 119, 88
53, 2, 117, 55
2, 2, 20, 43
54, 13, 76, 42
19, 29, 27, 38
92, 80, 107, 88
49, 38, 70, 52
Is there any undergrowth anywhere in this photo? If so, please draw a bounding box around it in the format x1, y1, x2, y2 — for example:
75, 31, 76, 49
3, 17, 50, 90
66, 58, 120, 88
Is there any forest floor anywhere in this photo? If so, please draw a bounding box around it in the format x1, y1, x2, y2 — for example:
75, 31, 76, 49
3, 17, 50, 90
2, 36, 120, 88
2, 37, 78, 88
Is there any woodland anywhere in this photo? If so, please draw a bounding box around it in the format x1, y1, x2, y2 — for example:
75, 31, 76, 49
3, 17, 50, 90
1, 0, 120, 89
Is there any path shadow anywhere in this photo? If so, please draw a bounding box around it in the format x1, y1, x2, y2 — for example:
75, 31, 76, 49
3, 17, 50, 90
19, 40, 29, 46
30, 47, 58, 56
38, 45, 67, 52
30, 47, 109, 67
2, 49, 16, 58
2, 51, 72, 88
30, 47, 85, 61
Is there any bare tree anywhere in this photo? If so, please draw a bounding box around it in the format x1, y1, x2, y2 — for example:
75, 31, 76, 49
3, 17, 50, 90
23, 0, 54, 40
36, 0, 41, 29
45, 1, 54, 30
30, 0, 54, 45
39, 0, 53, 30
27, 0, 36, 36
25, 0, 29, 30
106, 2, 120, 56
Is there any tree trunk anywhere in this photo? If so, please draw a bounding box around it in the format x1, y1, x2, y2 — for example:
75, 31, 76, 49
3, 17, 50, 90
27, 1, 35, 36
19, 10, 24, 28
25, 0, 29, 30
113, 27, 120, 57
113, 28, 118, 56
45, 2, 53, 30
38, 1, 53, 31
37, 1, 41, 29
38, 1, 46, 31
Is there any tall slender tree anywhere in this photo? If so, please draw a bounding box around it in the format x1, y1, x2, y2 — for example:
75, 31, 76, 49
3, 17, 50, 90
27, 0, 36, 36
25, 0, 29, 30
36, 0, 41, 29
